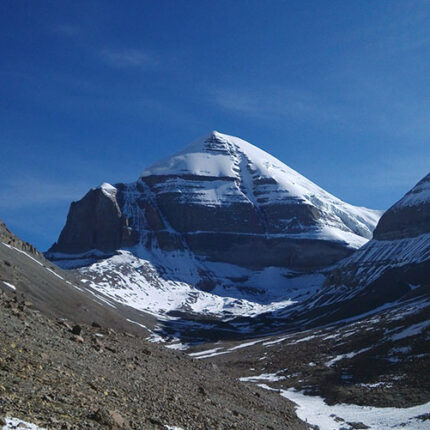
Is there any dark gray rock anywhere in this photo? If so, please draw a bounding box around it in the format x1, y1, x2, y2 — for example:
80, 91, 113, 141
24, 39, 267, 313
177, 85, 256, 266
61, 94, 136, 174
373, 173, 430, 240
48, 186, 138, 255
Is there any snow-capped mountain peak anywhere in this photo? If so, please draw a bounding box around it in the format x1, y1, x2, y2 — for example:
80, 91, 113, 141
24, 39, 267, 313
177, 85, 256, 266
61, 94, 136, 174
47, 131, 384, 323
141, 131, 381, 244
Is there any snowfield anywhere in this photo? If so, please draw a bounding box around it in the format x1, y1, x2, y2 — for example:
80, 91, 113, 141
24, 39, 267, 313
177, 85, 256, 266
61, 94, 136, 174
76, 248, 324, 320
2, 417, 46, 430
261, 386, 430, 430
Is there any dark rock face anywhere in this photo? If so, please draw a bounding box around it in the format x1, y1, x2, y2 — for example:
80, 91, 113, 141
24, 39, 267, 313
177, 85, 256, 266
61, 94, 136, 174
47, 132, 380, 270
49, 186, 139, 255
373, 202, 430, 240
373, 173, 430, 240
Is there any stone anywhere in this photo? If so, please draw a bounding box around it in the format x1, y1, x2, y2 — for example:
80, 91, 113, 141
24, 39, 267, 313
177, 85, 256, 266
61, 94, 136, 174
347, 422, 370, 429
46, 132, 378, 271
71, 335, 84, 343
90, 409, 131, 430
71, 325, 82, 335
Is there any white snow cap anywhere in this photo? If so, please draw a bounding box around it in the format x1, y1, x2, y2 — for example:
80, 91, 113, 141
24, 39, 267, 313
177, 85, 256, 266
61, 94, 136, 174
99, 182, 117, 199
141, 131, 381, 244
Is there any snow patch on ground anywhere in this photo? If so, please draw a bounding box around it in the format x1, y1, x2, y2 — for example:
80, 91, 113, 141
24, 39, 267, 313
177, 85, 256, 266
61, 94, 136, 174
325, 347, 372, 367
2, 281, 16, 291
3, 417, 46, 430
263, 386, 430, 430
390, 319, 430, 341
239, 370, 287, 382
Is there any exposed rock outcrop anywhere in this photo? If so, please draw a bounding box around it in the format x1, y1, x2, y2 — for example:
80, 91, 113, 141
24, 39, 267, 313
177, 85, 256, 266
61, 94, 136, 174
373, 173, 430, 240
49, 183, 138, 255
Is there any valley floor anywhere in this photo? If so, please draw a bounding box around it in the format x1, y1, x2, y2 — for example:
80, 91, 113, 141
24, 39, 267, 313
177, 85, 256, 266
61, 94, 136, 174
187, 291, 430, 430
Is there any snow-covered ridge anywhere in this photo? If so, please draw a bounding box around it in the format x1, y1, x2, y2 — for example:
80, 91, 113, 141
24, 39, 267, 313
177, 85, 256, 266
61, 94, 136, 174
331, 231, 430, 287
141, 131, 381, 245
392, 173, 430, 209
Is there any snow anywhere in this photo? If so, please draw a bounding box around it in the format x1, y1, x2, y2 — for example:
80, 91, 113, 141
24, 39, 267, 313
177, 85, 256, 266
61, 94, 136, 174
99, 182, 117, 199
228, 338, 267, 350
262, 335, 293, 347
165, 342, 189, 351
74, 248, 317, 321
258, 385, 430, 430
239, 370, 287, 382
2, 417, 46, 429
390, 319, 430, 341
192, 350, 232, 359
2, 281, 16, 291
325, 347, 371, 367
189, 338, 270, 359
45, 267, 64, 280
1, 243, 43, 266
189, 348, 223, 357
141, 131, 381, 248
393, 173, 430, 208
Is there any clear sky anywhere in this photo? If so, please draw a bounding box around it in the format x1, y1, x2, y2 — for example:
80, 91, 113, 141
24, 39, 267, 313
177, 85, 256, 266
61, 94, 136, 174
1, 0, 430, 250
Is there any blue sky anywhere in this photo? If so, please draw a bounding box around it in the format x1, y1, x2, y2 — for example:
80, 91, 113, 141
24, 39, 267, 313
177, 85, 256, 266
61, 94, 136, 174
1, 0, 430, 250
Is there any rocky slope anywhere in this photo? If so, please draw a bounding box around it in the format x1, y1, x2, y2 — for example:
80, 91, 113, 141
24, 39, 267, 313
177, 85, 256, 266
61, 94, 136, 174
0, 290, 306, 430
0, 220, 307, 429
0, 219, 155, 334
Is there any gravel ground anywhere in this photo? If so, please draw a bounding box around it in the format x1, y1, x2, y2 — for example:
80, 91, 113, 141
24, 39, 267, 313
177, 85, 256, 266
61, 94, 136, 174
0, 290, 307, 429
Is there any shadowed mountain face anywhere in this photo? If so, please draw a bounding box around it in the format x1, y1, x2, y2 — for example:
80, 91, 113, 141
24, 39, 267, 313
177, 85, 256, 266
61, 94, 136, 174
48, 131, 380, 271
373, 173, 430, 241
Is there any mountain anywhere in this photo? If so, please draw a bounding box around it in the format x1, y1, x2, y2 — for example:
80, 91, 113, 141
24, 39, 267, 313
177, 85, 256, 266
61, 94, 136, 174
327, 171, 430, 294
48, 131, 380, 269
274, 171, 430, 327
46, 131, 381, 323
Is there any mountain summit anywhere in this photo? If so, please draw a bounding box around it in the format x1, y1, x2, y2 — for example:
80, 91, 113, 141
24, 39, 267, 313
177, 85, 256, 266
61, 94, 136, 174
49, 131, 381, 270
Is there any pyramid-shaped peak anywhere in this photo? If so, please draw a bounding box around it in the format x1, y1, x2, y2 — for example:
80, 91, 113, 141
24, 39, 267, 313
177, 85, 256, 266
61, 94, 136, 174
141, 131, 279, 179
188, 130, 256, 152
